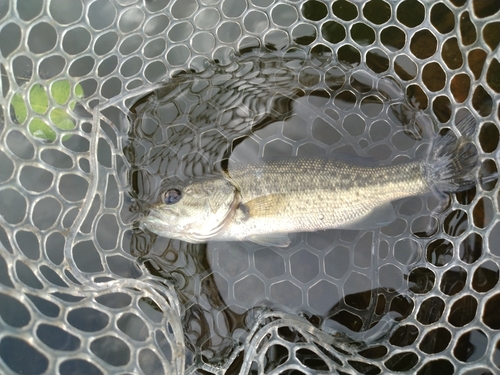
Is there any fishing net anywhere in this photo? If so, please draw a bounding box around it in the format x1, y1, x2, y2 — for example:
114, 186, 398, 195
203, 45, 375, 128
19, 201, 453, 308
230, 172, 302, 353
0, 0, 499, 374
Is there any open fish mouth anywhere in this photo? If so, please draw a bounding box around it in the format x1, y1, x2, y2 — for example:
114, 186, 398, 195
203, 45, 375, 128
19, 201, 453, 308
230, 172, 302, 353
140, 208, 171, 232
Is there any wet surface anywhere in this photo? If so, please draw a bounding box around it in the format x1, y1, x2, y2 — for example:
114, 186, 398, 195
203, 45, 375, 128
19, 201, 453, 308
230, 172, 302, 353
1, 0, 500, 374
124, 49, 487, 363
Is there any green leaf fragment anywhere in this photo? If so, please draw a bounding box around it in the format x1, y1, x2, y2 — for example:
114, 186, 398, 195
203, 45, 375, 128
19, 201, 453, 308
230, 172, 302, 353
29, 118, 56, 141
29, 84, 49, 114
50, 108, 75, 130
75, 83, 84, 99
51, 80, 71, 105
11, 93, 27, 123
11, 81, 83, 141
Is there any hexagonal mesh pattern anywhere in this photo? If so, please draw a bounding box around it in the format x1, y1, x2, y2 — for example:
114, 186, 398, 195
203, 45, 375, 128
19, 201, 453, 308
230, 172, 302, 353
0, 0, 499, 374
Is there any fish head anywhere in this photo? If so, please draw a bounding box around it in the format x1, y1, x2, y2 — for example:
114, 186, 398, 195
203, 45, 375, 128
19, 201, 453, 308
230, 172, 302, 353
143, 177, 238, 242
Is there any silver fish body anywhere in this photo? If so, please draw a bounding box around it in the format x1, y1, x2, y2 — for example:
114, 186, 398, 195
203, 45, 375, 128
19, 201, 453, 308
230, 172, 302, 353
214, 159, 429, 241
143, 116, 478, 247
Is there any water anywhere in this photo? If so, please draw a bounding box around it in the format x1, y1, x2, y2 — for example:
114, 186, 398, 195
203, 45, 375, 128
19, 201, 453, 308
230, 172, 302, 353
124, 49, 486, 364
1, 0, 500, 373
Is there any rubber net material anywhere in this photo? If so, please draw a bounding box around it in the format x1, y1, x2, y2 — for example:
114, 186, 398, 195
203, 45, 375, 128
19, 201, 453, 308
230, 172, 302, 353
0, 0, 500, 374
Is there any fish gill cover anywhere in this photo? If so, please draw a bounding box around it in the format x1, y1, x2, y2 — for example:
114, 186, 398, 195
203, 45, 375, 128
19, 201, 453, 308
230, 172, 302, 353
0, 0, 500, 374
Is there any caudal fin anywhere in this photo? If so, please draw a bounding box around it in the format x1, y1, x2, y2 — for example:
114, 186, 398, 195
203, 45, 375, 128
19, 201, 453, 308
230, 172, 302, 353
427, 115, 479, 193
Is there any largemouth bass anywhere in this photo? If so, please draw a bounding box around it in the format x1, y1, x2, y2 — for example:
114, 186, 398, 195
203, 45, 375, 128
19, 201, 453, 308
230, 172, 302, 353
143, 116, 478, 247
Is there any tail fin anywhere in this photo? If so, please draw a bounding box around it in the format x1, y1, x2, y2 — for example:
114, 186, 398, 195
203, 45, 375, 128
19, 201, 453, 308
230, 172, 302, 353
427, 115, 479, 193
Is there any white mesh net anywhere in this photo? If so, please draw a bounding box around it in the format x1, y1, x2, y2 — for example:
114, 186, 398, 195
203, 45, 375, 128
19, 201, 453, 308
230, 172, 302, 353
0, 0, 500, 374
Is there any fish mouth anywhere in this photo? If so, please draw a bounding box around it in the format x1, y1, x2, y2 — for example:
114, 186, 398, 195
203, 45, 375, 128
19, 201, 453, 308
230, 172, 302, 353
139, 210, 161, 231
141, 208, 193, 241
183, 192, 241, 243
141, 208, 168, 231
141, 195, 239, 243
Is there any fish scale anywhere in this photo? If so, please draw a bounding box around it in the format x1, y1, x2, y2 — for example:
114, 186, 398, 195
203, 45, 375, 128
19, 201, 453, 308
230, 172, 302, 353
218, 159, 430, 240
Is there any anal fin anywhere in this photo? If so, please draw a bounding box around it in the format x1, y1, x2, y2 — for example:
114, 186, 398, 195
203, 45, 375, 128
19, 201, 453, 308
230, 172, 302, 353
249, 233, 291, 247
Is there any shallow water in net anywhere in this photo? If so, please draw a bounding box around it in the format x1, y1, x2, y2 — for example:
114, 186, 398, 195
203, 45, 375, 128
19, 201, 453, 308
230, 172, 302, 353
1, 0, 500, 374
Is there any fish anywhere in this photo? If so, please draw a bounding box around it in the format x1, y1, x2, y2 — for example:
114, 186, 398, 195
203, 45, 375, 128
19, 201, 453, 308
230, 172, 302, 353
142, 115, 479, 247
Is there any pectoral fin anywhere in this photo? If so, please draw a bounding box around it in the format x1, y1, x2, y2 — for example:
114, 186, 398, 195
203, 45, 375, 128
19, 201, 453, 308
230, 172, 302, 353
244, 194, 288, 217
249, 233, 291, 247
338, 203, 397, 230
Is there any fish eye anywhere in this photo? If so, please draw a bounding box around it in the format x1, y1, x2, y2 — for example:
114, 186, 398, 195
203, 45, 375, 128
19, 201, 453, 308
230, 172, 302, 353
163, 189, 182, 205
